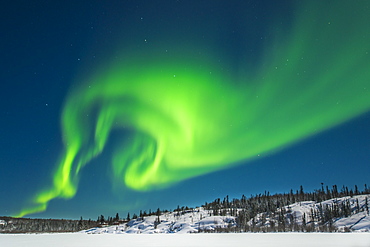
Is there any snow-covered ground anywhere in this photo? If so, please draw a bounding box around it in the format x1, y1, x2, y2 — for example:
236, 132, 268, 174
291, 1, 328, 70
1, 233, 370, 247
251, 194, 370, 232
84, 207, 236, 234
2, 195, 369, 246
82, 195, 370, 234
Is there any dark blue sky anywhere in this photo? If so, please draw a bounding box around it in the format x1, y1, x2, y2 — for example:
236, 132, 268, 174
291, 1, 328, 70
0, 0, 369, 219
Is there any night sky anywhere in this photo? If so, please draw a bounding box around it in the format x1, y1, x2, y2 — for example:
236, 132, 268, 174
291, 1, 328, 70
1, 0, 369, 219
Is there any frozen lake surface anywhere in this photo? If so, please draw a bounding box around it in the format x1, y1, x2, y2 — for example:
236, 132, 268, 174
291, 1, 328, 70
1, 233, 370, 247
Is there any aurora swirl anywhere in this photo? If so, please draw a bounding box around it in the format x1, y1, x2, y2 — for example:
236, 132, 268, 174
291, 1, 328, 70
17, 1, 370, 217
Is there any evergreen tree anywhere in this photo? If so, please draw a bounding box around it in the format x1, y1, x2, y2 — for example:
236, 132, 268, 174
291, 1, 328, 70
355, 185, 359, 195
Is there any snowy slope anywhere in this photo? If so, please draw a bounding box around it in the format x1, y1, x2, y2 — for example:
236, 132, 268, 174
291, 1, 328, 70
248, 194, 370, 232
82, 195, 370, 234
84, 208, 236, 234
2, 233, 370, 247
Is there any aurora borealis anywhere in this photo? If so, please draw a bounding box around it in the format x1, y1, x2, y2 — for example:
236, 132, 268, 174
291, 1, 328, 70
1, 0, 370, 219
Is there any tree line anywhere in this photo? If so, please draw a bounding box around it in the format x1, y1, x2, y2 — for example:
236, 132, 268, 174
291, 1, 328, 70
0, 216, 97, 233
1, 183, 368, 233
200, 184, 370, 233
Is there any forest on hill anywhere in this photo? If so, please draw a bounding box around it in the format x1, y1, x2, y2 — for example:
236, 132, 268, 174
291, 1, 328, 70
0, 217, 97, 233
200, 184, 370, 232
1, 184, 369, 233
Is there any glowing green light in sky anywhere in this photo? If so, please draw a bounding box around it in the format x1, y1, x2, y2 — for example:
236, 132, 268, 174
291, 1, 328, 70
17, 1, 370, 217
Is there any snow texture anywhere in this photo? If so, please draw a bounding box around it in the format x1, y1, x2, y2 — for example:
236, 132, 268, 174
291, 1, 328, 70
82, 195, 370, 234
1, 233, 370, 247
85, 208, 236, 234
251, 195, 370, 232
1, 195, 370, 246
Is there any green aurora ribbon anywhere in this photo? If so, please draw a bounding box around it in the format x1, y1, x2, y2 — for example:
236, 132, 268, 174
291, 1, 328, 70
17, 1, 370, 217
